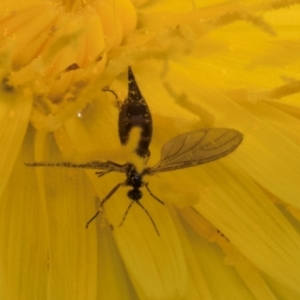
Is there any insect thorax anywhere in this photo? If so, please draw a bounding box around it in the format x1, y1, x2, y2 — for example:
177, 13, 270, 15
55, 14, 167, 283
125, 164, 143, 188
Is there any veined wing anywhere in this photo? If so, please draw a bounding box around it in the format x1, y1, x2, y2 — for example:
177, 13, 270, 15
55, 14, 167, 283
25, 160, 128, 174
148, 128, 243, 174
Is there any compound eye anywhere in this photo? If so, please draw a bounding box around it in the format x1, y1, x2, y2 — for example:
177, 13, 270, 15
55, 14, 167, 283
128, 189, 142, 201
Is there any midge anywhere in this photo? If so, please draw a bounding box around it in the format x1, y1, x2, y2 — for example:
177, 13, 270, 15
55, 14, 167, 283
26, 67, 243, 235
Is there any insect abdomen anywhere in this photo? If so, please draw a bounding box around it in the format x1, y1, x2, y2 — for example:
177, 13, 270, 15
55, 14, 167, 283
118, 67, 152, 158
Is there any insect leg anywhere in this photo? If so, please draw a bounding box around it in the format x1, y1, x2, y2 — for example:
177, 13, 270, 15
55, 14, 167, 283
86, 182, 124, 228
95, 170, 112, 177
86, 211, 100, 228
100, 182, 124, 207
119, 201, 134, 228
102, 86, 122, 109
145, 183, 164, 205
96, 162, 128, 177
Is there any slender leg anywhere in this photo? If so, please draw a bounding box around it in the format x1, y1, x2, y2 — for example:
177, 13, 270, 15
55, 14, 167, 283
102, 86, 122, 108
86, 182, 124, 228
95, 170, 111, 177
96, 161, 127, 177
145, 183, 164, 205
86, 211, 100, 228
119, 201, 134, 227
100, 182, 124, 207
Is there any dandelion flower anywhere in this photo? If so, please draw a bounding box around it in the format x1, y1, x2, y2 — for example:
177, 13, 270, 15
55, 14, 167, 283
1, 0, 300, 299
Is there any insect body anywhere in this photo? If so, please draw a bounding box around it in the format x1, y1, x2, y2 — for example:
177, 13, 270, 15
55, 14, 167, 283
26, 67, 243, 235
119, 67, 152, 159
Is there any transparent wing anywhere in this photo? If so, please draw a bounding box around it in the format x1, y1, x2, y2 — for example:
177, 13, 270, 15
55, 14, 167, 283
25, 160, 128, 174
148, 128, 243, 174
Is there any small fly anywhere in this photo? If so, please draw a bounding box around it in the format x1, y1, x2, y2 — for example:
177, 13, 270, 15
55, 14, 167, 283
26, 67, 243, 235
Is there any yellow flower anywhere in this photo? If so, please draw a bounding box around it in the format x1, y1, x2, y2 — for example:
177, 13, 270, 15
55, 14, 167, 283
1, 0, 300, 299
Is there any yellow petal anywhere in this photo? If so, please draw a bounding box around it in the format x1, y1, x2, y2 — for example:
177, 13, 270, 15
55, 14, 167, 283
0, 83, 32, 196
193, 161, 300, 292
30, 131, 99, 298
0, 129, 48, 299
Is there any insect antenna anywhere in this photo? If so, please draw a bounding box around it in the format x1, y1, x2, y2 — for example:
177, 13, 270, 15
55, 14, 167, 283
145, 183, 164, 205
119, 198, 161, 236
86, 182, 123, 228
135, 201, 161, 236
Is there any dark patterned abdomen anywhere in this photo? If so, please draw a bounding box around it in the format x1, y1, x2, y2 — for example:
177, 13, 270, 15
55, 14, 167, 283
118, 67, 152, 158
